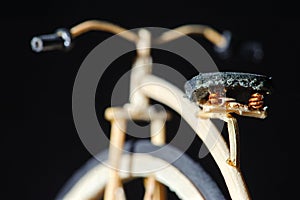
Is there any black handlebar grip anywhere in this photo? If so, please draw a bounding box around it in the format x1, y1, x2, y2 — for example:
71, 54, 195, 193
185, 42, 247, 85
31, 28, 72, 52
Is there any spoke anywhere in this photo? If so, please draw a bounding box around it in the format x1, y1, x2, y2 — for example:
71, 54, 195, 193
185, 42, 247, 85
144, 176, 166, 200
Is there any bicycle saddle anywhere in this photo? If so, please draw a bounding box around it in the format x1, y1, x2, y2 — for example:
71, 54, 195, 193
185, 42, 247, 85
185, 72, 272, 117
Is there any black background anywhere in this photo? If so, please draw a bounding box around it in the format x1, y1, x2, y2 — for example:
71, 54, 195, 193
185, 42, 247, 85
2, 2, 297, 200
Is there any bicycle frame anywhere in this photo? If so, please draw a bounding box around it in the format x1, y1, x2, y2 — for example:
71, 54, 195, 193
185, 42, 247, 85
31, 20, 255, 200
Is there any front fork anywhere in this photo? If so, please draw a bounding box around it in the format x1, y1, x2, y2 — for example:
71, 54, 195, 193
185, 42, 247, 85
104, 29, 167, 200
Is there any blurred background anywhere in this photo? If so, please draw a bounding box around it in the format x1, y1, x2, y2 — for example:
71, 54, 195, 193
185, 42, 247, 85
2, 2, 296, 200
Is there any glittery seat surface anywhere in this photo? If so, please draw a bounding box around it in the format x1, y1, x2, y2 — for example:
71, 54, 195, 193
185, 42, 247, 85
185, 72, 272, 103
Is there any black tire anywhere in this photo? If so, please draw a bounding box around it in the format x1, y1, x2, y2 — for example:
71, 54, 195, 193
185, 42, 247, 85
56, 140, 225, 200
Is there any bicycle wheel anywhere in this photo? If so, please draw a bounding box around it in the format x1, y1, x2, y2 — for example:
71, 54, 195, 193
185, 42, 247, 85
55, 140, 225, 200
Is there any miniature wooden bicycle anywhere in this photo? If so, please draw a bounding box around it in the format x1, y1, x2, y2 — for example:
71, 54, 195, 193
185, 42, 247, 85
31, 20, 271, 200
